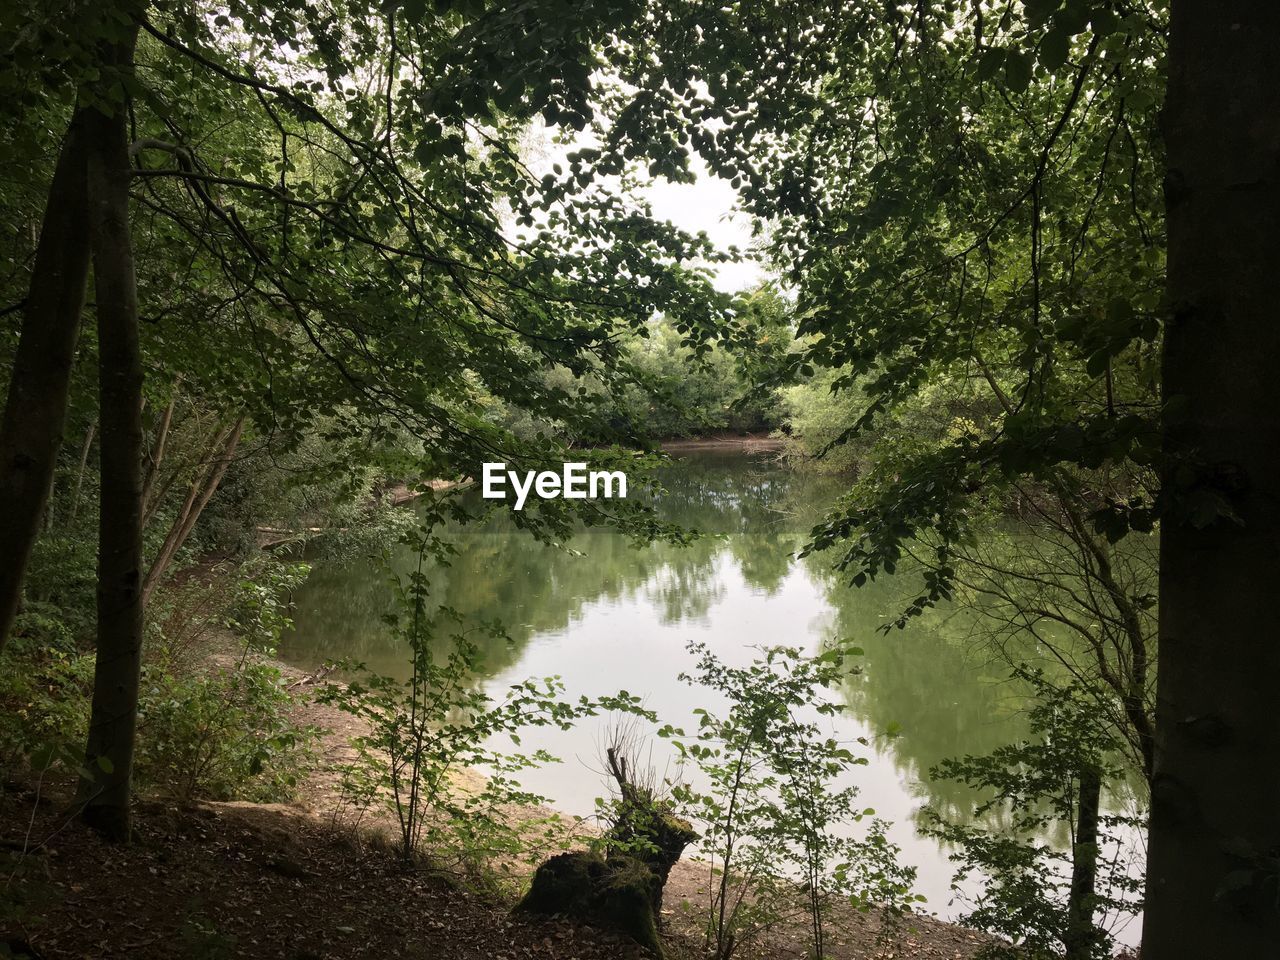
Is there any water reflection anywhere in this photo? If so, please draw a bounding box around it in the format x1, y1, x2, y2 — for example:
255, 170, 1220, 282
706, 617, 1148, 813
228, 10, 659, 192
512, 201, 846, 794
281, 450, 1039, 915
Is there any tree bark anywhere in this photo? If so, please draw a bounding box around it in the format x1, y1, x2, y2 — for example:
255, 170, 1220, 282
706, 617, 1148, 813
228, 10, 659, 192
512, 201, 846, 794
67, 421, 97, 525
0, 110, 93, 651
1145, 3, 1280, 955
140, 414, 244, 604
79, 24, 145, 841
1063, 764, 1102, 960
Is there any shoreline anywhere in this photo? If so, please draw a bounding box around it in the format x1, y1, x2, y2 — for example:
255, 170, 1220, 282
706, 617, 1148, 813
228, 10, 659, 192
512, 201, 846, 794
660, 431, 785, 453
260, 637, 993, 960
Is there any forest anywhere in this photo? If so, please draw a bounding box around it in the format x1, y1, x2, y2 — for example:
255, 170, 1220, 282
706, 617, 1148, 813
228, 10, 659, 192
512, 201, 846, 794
0, 2, 1276, 959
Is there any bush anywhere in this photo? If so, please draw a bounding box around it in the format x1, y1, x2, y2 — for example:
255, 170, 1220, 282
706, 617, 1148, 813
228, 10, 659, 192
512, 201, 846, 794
135, 660, 316, 803
921, 672, 1145, 960
663, 640, 920, 960
0, 605, 95, 772
321, 521, 651, 884
134, 561, 318, 803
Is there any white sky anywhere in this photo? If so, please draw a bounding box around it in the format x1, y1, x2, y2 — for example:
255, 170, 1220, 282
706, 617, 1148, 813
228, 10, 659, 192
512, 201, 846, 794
642, 154, 767, 293
527, 121, 767, 294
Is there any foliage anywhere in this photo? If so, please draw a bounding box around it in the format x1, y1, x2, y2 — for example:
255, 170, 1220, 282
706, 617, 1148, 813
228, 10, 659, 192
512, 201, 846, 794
616, 319, 759, 440
320, 520, 652, 883
222, 561, 313, 656
20, 534, 99, 640
610, 289, 795, 441
0, 1, 1204, 949
0, 606, 96, 772
1, 0, 734, 516
590, 0, 1167, 621
662, 640, 918, 959
922, 672, 1145, 959
482, 297, 795, 446
135, 660, 316, 804
134, 562, 318, 803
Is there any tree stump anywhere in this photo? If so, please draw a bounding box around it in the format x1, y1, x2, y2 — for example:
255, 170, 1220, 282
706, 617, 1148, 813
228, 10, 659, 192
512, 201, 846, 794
517, 851, 665, 956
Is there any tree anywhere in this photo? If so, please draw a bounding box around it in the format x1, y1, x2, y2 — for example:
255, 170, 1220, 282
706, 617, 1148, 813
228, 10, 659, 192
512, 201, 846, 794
78, 20, 147, 839
923, 673, 1143, 959
0, 99, 93, 654
1, 0, 724, 837
1144, 3, 1280, 955
592, 0, 1271, 951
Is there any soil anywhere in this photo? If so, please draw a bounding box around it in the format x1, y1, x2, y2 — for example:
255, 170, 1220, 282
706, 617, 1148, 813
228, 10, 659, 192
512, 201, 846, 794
0, 784, 991, 960
659, 432, 785, 454
280, 652, 993, 958
0, 787, 657, 960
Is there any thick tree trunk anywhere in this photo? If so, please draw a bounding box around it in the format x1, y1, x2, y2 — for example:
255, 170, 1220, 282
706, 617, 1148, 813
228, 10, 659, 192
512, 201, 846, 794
1145, 3, 1280, 955
0, 111, 93, 651
1063, 765, 1102, 960
79, 25, 145, 841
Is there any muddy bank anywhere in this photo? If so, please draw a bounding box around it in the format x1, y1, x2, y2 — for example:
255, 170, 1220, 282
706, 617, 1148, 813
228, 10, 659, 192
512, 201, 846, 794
660, 432, 785, 454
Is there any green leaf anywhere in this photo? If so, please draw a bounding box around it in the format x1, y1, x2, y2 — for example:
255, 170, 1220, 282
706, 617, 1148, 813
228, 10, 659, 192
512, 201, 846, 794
976, 48, 1006, 82
1024, 0, 1064, 25
1039, 28, 1071, 71
1003, 51, 1034, 93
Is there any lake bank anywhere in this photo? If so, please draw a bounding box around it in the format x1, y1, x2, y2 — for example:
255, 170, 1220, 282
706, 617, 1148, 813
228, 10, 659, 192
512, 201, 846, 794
659, 431, 786, 453
227, 632, 999, 960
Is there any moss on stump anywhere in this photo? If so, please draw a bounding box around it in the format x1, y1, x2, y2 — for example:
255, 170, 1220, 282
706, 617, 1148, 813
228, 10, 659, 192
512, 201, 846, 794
516, 851, 664, 957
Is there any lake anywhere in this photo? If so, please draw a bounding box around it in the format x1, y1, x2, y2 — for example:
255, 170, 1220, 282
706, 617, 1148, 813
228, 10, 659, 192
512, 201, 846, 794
279, 449, 1113, 922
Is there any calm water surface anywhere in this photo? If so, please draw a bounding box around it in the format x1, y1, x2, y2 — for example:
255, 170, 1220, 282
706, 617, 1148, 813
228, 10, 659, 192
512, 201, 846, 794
281, 451, 1104, 920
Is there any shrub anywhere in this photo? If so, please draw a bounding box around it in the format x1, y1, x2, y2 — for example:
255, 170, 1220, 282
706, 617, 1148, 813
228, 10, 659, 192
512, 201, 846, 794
663, 640, 920, 959
134, 561, 318, 803
921, 672, 1145, 960
321, 522, 651, 884
0, 605, 95, 772
135, 659, 316, 803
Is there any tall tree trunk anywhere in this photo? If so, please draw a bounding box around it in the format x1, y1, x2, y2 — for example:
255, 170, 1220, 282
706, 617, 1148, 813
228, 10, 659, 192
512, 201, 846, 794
1063, 764, 1102, 960
0, 111, 93, 651
79, 24, 145, 841
1145, 3, 1280, 955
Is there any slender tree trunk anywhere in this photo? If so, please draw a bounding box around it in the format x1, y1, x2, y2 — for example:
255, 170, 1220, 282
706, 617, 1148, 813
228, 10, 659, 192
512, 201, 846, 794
1144, 3, 1280, 955
1063, 764, 1102, 960
0, 111, 93, 651
141, 409, 221, 530
140, 394, 175, 515
140, 415, 244, 604
79, 24, 145, 841
68, 421, 97, 525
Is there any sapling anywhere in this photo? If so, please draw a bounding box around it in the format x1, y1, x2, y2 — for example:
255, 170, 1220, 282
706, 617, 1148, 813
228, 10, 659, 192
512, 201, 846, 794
662, 640, 918, 959
921, 670, 1145, 960
322, 518, 651, 879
